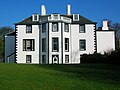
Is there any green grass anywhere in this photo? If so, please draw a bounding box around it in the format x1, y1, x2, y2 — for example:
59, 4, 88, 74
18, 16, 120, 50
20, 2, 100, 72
0, 63, 120, 90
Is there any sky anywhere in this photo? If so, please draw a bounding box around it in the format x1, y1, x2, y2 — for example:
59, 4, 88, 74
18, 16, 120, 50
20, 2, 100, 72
0, 0, 120, 28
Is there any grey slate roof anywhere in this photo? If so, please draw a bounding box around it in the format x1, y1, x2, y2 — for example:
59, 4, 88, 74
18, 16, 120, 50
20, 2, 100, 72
15, 16, 39, 25
15, 14, 96, 25
6, 31, 15, 36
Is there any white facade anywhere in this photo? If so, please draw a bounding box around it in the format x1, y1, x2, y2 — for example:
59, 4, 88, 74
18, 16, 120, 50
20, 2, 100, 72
71, 24, 96, 63
16, 25, 40, 64
5, 5, 115, 64
96, 31, 115, 54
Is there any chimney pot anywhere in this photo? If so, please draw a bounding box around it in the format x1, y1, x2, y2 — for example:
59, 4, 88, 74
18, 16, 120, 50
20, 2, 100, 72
67, 4, 71, 15
102, 21, 109, 30
41, 5, 46, 15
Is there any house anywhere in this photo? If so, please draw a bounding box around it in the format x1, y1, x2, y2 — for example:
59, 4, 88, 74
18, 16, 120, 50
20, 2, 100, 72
5, 5, 115, 64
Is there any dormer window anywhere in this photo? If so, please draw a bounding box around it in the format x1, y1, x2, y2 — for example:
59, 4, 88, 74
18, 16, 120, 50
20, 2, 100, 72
73, 14, 79, 21
32, 14, 39, 21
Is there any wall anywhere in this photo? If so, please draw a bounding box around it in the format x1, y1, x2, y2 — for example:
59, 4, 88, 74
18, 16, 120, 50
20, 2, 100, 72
96, 31, 115, 54
16, 25, 39, 64
5, 35, 15, 63
71, 24, 95, 63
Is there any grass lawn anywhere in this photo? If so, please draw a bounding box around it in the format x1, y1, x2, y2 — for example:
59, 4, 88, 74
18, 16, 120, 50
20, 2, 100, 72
0, 63, 120, 90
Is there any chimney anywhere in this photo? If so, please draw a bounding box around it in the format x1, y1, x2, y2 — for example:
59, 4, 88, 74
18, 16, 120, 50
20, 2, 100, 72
102, 21, 109, 30
67, 4, 71, 15
41, 5, 46, 15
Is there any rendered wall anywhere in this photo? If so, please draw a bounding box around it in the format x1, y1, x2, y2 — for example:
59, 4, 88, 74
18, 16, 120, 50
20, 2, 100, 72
16, 25, 39, 64
96, 31, 115, 54
71, 24, 95, 63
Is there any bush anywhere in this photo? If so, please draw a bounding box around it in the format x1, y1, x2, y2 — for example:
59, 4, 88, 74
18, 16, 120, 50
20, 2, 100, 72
81, 49, 120, 65
81, 53, 104, 63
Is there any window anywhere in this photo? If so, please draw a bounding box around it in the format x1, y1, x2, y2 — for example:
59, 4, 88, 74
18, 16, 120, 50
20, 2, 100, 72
79, 39, 86, 51
52, 23, 58, 32
26, 55, 32, 63
42, 23, 46, 33
42, 38, 46, 52
42, 55, 46, 64
32, 14, 39, 21
52, 38, 59, 52
34, 15, 38, 21
26, 25, 32, 33
79, 25, 85, 33
73, 14, 79, 21
23, 39, 35, 51
65, 55, 69, 63
64, 23, 69, 32
65, 38, 69, 52
53, 15, 59, 19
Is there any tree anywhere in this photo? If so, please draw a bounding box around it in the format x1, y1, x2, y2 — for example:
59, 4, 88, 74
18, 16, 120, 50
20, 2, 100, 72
110, 23, 120, 49
0, 37, 4, 59
0, 26, 14, 39
0, 26, 14, 61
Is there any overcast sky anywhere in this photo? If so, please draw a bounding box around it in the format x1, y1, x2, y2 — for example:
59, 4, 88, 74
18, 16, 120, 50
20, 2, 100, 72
0, 0, 120, 28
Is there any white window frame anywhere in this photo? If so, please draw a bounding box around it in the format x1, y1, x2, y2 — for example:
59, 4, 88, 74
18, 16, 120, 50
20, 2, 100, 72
64, 23, 69, 32
79, 39, 86, 51
26, 55, 32, 63
65, 38, 69, 52
52, 38, 59, 52
65, 55, 69, 63
32, 14, 39, 21
79, 25, 85, 33
23, 39, 35, 51
73, 14, 79, 21
26, 25, 32, 33
52, 23, 58, 32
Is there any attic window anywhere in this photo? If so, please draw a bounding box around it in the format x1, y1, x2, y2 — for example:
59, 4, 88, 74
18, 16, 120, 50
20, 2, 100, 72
32, 14, 39, 21
73, 14, 79, 21
34, 15, 38, 21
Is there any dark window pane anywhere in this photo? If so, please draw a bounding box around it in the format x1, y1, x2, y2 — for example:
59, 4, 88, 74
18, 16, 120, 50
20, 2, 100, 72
52, 38, 59, 52
23, 39, 35, 51
79, 40, 86, 51
26, 55, 31, 63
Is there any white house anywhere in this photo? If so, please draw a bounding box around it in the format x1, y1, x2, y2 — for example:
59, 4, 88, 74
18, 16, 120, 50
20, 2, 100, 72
5, 5, 115, 64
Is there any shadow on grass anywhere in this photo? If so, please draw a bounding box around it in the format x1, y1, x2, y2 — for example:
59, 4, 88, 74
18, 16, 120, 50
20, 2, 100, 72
33, 63, 120, 85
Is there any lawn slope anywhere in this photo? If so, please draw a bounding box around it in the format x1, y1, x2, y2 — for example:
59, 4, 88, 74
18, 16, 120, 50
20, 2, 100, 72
0, 63, 120, 90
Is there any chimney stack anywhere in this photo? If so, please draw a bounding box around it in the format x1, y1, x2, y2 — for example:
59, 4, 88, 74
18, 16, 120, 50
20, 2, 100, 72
41, 5, 46, 15
67, 4, 71, 15
102, 21, 109, 30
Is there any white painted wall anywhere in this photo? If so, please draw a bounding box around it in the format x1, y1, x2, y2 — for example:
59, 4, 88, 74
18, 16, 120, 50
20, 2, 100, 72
62, 23, 71, 64
96, 31, 115, 54
48, 22, 62, 64
16, 25, 39, 64
71, 24, 95, 63
5, 35, 15, 63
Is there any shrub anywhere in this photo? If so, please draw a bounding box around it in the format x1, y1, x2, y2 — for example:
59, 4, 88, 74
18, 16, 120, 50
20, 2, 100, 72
81, 53, 104, 63
81, 49, 120, 65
